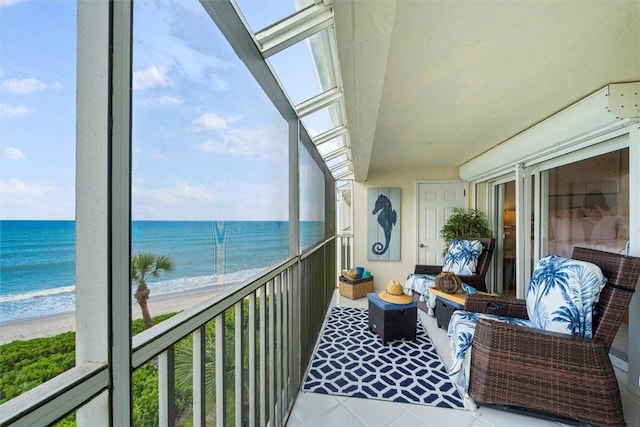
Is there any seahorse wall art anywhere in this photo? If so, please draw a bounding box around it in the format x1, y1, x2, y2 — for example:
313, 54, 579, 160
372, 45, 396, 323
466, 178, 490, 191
368, 188, 401, 261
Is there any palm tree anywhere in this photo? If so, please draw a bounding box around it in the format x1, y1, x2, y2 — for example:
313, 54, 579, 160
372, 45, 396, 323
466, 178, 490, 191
131, 252, 174, 329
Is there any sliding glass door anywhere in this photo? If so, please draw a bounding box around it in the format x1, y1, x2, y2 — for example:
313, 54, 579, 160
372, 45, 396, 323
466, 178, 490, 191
542, 147, 630, 359
489, 145, 630, 360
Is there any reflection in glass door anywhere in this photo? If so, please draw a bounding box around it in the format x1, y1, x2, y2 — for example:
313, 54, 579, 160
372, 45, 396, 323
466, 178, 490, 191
494, 181, 516, 297
502, 182, 516, 298
543, 148, 629, 360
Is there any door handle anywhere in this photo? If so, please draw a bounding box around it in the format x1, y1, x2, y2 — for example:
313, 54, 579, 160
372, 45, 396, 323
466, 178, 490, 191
419, 243, 426, 248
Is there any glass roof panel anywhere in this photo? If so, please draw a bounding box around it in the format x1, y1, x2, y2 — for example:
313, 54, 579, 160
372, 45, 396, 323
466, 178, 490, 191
233, 0, 353, 183
300, 104, 342, 137
234, 0, 313, 33
267, 27, 336, 106
326, 154, 348, 168
316, 134, 345, 157
331, 165, 351, 178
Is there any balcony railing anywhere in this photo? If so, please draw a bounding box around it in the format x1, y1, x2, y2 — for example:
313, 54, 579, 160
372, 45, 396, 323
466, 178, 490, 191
337, 232, 354, 273
0, 239, 337, 426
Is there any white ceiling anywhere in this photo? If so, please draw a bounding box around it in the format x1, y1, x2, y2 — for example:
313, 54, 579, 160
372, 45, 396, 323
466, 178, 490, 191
331, 0, 640, 181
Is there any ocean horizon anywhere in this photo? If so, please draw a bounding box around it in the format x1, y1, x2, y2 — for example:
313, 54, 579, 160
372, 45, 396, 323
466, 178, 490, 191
0, 219, 324, 324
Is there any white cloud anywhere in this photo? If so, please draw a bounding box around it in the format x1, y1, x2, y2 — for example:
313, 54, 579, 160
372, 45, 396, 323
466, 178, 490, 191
139, 183, 217, 204
0, 78, 61, 94
0, 103, 30, 119
0, 179, 72, 219
0, 0, 24, 9
0, 178, 51, 197
156, 95, 182, 105
133, 66, 168, 90
215, 181, 288, 220
138, 95, 183, 106
151, 150, 166, 160
133, 2, 233, 92
196, 126, 276, 156
132, 182, 220, 220
4, 146, 26, 160
207, 74, 229, 91
132, 180, 287, 221
192, 113, 227, 132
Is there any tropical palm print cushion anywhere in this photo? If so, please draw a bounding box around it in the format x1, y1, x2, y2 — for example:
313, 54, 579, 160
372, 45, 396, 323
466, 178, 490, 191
447, 254, 606, 391
404, 273, 436, 300
448, 311, 531, 390
441, 239, 483, 276
525, 254, 606, 338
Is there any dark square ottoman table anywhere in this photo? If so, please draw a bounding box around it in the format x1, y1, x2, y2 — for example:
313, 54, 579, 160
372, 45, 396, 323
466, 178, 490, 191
427, 287, 491, 329
367, 293, 417, 345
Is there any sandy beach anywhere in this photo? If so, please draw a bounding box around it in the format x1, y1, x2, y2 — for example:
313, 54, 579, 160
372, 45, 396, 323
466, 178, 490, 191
0, 291, 213, 345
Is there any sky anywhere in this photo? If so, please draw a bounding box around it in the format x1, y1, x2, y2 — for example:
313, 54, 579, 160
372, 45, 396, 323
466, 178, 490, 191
0, 0, 327, 221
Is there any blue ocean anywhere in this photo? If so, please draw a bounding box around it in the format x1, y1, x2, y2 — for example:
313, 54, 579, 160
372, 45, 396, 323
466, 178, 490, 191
0, 220, 324, 324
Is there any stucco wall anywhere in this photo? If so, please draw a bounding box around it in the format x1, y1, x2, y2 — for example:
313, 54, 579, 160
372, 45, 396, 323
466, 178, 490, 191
352, 167, 460, 291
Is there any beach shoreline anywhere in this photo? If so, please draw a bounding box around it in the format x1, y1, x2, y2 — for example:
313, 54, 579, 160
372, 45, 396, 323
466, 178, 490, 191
0, 290, 216, 345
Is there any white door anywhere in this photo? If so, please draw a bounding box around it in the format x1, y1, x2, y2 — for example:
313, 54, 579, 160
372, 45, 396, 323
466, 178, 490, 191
417, 182, 466, 265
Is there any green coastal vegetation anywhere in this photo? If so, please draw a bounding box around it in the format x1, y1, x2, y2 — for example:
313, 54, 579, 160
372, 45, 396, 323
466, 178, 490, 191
1, 301, 256, 426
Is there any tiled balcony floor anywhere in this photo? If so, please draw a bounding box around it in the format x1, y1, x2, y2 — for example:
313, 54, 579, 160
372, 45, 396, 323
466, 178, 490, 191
286, 291, 640, 427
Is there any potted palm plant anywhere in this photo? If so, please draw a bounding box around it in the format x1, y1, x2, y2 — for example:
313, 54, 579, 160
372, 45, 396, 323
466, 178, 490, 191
440, 208, 492, 255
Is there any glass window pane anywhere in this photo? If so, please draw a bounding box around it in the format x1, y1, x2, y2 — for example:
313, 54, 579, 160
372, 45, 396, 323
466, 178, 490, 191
299, 143, 325, 249
131, 0, 289, 331
0, 0, 77, 397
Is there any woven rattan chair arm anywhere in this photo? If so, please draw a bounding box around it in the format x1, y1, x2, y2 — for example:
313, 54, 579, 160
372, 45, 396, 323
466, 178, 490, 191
464, 294, 528, 319
472, 318, 608, 372
413, 264, 443, 275
457, 275, 485, 292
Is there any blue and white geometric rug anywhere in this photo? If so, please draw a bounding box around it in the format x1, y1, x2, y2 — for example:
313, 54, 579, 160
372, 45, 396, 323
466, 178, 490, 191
301, 306, 465, 409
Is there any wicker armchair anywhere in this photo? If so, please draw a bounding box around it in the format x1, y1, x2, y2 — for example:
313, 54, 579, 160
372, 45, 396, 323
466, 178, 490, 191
463, 247, 640, 427
413, 237, 495, 292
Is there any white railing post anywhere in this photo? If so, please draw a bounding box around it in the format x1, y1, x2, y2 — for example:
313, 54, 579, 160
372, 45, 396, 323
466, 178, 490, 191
259, 286, 267, 426
192, 327, 206, 427
248, 293, 257, 426
158, 348, 176, 426
215, 313, 226, 426
234, 301, 243, 427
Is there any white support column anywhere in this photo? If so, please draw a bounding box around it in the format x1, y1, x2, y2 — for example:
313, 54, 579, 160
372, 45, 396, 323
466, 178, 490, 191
289, 121, 300, 258
75, 1, 112, 425
76, 0, 109, 366
628, 125, 640, 397
110, 1, 134, 425
514, 164, 527, 299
